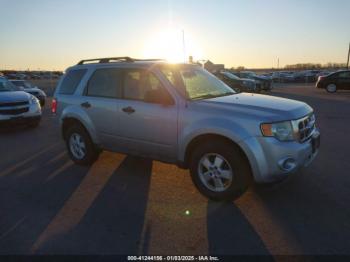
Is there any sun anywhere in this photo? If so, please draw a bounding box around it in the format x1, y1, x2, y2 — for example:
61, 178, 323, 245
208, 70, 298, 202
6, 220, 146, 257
143, 27, 203, 63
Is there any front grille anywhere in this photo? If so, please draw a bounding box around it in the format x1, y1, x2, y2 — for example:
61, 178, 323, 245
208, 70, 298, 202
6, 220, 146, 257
297, 114, 316, 142
0, 101, 29, 107
0, 107, 29, 115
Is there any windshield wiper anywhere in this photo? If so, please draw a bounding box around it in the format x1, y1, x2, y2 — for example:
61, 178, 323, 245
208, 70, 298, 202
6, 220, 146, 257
192, 92, 235, 100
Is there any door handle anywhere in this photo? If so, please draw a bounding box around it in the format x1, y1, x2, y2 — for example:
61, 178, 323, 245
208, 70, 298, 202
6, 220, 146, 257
122, 106, 135, 114
81, 102, 91, 108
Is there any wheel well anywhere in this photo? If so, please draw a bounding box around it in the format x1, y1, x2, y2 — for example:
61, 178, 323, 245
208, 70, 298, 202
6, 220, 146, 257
61, 117, 87, 140
184, 134, 251, 170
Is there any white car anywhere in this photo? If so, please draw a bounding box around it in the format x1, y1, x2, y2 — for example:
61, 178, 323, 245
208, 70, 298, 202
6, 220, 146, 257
9, 80, 46, 106
0, 77, 42, 128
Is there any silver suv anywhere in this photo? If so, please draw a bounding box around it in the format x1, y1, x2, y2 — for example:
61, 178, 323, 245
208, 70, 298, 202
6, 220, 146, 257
53, 57, 320, 201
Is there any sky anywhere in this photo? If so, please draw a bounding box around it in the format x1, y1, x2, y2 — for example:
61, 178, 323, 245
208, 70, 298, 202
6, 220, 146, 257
0, 0, 349, 70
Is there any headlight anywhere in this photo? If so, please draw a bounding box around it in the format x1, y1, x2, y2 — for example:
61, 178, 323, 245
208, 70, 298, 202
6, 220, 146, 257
29, 95, 39, 105
261, 121, 296, 141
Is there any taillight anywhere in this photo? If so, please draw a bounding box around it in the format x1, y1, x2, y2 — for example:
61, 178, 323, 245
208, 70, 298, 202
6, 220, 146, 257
52, 98, 57, 113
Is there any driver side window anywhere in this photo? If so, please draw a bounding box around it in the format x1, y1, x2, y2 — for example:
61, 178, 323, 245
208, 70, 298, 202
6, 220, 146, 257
122, 70, 173, 104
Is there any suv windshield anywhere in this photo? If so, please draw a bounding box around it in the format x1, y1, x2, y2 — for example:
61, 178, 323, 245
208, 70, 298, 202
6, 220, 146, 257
0, 79, 17, 92
161, 66, 235, 100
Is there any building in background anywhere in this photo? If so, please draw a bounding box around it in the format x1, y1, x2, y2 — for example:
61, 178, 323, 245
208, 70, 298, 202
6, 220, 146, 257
203, 60, 225, 73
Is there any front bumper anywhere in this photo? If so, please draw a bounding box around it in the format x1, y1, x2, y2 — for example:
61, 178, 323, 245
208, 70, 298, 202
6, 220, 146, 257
0, 103, 42, 126
0, 115, 41, 127
239, 129, 320, 183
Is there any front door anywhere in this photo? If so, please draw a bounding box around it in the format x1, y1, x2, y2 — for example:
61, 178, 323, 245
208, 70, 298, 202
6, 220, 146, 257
116, 69, 178, 161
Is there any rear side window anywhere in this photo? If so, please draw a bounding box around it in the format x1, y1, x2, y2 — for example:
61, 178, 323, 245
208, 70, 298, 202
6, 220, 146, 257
86, 68, 121, 98
338, 71, 350, 78
59, 69, 87, 95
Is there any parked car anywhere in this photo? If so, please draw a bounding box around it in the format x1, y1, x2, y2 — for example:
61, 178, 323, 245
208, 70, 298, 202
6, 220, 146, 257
214, 71, 258, 93
272, 71, 295, 83
316, 70, 350, 92
294, 70, 321, 82
0, 77, 42, 128
53, 57, 320, 201
9, 80, 46, 106
28, 73, 42, 80
316, 71, 332, 79
234, 71, 273, 90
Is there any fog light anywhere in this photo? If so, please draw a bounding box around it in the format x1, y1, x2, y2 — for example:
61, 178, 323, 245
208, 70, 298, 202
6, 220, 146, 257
278, 157, 297, 172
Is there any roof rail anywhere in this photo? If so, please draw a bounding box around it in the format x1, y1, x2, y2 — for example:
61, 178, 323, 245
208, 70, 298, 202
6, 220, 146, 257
77, 57, 134, 65
77, 57, 166, 65
133, 58, 166, 62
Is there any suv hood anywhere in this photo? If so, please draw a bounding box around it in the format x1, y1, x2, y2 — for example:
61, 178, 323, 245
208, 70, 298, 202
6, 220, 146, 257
0, 91, 32, 103
199, 93, 312, 122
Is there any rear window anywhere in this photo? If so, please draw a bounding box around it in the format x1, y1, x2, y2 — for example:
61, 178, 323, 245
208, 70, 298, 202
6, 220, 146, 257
59, 69, 87, 95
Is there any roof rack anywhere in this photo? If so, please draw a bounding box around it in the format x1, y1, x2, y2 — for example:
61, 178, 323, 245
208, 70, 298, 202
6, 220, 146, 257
77, 57, 134, 65
77, 57, 166, 65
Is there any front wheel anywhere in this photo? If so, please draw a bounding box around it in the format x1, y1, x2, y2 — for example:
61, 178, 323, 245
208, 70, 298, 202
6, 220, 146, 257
189, 141, 252, 201
326, 83, 337, 93
65, 124, 99, 166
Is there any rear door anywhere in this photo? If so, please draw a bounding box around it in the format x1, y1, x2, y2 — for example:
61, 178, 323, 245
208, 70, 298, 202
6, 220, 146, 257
81, 68, 122, 149
116, 68, 178, 161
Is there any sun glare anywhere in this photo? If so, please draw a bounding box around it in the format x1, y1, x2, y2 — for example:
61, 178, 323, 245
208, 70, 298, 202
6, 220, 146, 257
143, 27, 203, 63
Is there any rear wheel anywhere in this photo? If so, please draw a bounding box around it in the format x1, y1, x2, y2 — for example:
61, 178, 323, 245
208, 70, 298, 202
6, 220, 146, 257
189, 140, 251, 201
326, 83, 337, 93
65, 124, 99, 166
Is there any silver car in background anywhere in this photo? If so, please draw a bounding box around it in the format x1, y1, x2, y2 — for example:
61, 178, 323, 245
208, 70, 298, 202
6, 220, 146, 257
53, 57, 320, 201
0, 77, 42, 128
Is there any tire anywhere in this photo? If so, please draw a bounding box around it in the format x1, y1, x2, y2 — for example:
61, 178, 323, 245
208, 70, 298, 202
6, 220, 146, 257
64, 124, 99, 166
189, 140, 252, 201
326, 83, 337, 93
27, 119, 40, 128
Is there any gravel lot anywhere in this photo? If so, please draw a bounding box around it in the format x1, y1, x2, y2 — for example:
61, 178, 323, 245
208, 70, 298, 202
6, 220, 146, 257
0, 82, 349, 256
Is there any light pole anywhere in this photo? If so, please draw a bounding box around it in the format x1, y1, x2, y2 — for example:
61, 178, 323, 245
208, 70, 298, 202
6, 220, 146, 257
347, 42, 350, 69
182, 29, 186, 63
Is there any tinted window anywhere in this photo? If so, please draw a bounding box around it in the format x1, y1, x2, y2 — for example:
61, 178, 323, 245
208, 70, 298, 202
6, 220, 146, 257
86, 68, 121, 98
59, 69, 87, 95
338, 71, 350, 78
123, 70, 170, 103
